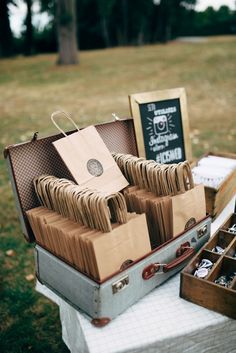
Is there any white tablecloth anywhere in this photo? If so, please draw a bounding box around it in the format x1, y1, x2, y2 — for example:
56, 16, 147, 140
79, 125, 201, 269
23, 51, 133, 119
36, 197, 236, 353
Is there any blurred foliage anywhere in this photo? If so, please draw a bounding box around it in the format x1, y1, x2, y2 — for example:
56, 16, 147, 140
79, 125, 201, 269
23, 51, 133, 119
179, 5, 236, 36
1, 0, 236, 57
0, 0, 15, 57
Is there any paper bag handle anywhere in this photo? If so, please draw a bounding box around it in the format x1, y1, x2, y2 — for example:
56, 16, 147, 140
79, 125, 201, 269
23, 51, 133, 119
51, 110, 80, 137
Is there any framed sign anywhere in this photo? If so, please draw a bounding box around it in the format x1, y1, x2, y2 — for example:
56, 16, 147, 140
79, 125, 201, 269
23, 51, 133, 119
129, 88, 192, 164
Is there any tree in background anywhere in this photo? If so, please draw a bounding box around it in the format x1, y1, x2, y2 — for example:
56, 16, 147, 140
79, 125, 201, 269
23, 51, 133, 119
76, 0, 103, 50
0, 0, 14, 57
110, 0, 130, 46
154, 0, 197, 43
119, 0, 128, 45
129, 0, 154, 45
56, 0, 79, 64
39, 0, 78, 63
36, 0, 57, 52
194, 5, 236, 35
3, 0, 236, 57
24, 0, 34, 55
96, 0, 116, 47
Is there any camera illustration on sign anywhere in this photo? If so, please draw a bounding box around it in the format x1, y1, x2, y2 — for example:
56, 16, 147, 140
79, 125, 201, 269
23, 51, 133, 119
153, 115, 169, 135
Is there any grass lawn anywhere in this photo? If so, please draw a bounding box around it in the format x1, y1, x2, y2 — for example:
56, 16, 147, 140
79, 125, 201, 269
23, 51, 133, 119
0, 35, 236, 352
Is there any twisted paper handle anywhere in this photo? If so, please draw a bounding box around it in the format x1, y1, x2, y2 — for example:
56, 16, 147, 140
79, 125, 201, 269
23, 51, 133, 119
33, 175, 128, 233
51, 110, 80, 137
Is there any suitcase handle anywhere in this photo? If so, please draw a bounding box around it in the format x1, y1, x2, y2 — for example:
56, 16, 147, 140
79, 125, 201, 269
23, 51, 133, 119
142, 244, 194, 280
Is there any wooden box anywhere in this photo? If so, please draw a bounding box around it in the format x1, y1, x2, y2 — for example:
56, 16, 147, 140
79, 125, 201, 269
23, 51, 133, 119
192, 152, 236, 219
180, 213, 236, 319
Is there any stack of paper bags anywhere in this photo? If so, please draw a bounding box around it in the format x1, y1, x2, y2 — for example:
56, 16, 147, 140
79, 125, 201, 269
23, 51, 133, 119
27, 207, 151, 281
113, 153, 206, 249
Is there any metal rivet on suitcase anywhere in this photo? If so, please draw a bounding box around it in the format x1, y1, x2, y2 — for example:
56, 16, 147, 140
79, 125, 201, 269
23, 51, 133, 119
120, 259, 133, 270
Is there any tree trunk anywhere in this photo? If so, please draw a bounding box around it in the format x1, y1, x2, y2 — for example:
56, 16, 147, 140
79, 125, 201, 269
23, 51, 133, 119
25, 0, 33, 56
164, 23, 172, 42
101, 17, 110, 47
137, 29, 144, 46
56, 0, 79, 65
0, 0, 13, 57
122, 0, 128, 45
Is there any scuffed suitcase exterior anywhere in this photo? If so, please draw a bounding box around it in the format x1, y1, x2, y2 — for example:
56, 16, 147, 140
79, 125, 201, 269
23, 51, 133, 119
4, 118, 211, 326
35, 215, 210, 322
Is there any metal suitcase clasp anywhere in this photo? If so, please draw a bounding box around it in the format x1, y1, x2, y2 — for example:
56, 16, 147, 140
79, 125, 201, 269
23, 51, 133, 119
112, 275, 129, 294
197, 224, 208, 238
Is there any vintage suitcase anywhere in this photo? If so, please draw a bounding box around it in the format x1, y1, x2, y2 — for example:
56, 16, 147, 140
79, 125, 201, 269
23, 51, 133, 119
4, 118, 211, 326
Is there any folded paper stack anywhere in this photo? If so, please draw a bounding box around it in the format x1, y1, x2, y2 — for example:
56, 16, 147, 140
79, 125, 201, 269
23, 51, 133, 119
191, 153, 236, 218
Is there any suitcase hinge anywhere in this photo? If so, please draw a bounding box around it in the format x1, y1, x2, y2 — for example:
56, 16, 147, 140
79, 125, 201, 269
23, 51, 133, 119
31, 132, 39, 142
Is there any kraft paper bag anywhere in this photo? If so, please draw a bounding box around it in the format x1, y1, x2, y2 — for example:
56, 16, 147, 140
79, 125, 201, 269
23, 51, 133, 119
27, 206, 87, 271
67, 225, 88, 270
89, 213, 151, 280
145, 196, 172, 248
171, 183, 206, 236
27, 206, 47, 244
26, 206, 58, 247
51, 111, 128, 194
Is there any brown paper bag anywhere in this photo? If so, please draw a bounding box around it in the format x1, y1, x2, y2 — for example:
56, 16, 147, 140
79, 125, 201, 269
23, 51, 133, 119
171, 184, 206, 236
89, 213, 151, 280
67, 225, 88, 270
26, 206, 56, 246
146, 196, 171, 248
51, 111, 128, 194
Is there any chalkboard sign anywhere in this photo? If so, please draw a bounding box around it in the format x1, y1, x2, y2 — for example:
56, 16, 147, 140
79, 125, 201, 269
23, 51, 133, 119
129, 88, 192, 164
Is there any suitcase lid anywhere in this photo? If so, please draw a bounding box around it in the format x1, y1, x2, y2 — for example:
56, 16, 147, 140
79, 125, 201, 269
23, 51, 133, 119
4, 118, 138, 242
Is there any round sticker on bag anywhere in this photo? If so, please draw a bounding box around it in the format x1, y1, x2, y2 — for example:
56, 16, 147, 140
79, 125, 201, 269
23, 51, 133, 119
185, 217, 196, 230
87, 159, 103, 177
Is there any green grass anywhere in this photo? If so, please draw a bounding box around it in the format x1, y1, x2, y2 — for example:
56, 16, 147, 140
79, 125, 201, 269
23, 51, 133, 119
0, 36, 236, 352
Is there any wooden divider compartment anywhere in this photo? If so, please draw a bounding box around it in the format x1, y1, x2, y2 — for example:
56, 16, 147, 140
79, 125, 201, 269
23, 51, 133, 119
231, 276, 236, 290
205, 230, 235, 254
183, 249, 220, 278
180, 216, 236, 319
225, 237, 236, 259
207, 256, 236, 285
220, 213, 236, 233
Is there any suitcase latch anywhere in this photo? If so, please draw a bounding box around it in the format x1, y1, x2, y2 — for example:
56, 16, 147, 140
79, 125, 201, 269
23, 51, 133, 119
197, 224, 208, 239
112, 275, 129, 294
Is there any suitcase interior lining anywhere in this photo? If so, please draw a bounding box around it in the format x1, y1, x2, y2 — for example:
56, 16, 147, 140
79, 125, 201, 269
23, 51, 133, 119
5, 119, 138, 242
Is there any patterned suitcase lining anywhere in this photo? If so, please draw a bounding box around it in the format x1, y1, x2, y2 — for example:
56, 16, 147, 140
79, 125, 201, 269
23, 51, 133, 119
6, 119, 138, 241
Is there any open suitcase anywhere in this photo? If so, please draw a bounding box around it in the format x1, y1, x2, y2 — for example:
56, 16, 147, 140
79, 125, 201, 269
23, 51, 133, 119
4, 118, 211, 326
